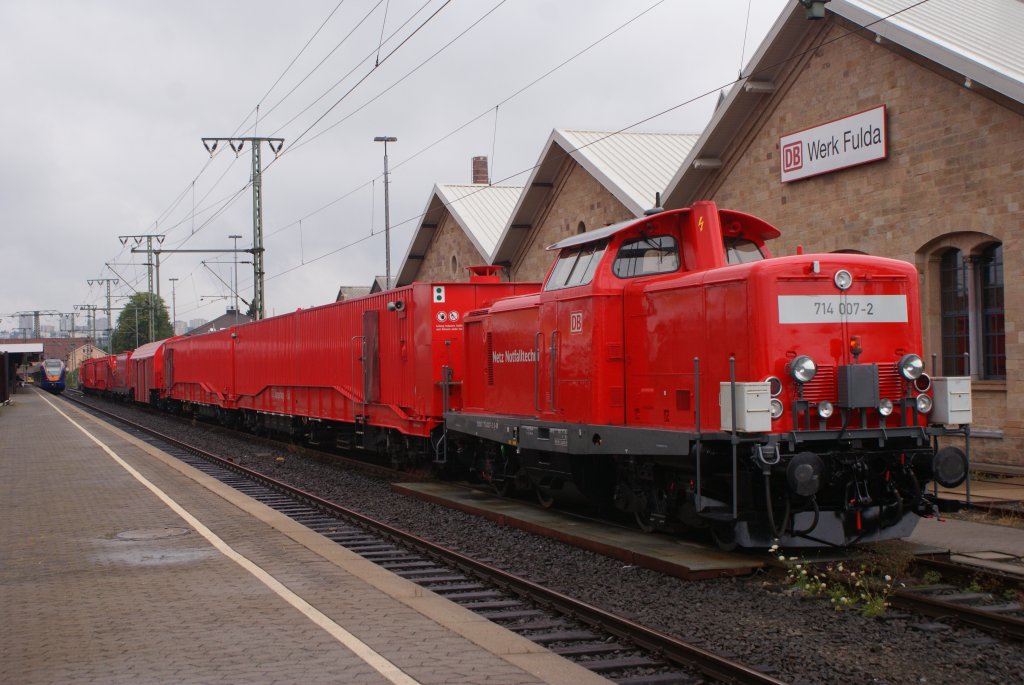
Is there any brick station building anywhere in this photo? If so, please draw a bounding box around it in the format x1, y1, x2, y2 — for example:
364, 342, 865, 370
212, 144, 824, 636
662, 0, 1024, 464
391, 0, 1022, 465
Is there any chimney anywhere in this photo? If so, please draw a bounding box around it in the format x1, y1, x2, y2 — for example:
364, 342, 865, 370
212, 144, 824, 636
472, 156, 489, 184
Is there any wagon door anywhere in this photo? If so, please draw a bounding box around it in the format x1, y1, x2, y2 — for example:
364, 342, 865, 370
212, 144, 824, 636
362, 310, 380, 403
164, 348, 174, 394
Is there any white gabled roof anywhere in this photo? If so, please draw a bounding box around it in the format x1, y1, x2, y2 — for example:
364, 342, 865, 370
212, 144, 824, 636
663, 0, 1024, 208
557, 129, 699, 215
491, 129, 698, 265
436, 184, 522, 257
841, 0, 1024, 101
395, 183, 522, 286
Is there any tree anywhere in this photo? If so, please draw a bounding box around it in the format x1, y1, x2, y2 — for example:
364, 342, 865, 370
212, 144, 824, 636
111, 292, 173, 352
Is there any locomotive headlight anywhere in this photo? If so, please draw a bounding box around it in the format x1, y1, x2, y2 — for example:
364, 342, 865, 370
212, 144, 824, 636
817, 400, 834, 419
790, 355, 817, 383
765, 376, 783, 397
770, 398, 784, 420
898, 354, 925, 380
878, 398, 894, 416
834, 269, 853, 291
916, 394, 933, 414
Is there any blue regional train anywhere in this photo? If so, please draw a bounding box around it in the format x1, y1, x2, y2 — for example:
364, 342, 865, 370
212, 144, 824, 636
37, 358, 66, 394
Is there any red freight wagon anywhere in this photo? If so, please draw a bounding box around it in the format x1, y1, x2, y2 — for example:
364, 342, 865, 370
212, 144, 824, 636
165, 329, 235, 409
109, 351, 133, 399
164, 276, 538, 464
129, 338, 181, 405
80, 355, 113, 395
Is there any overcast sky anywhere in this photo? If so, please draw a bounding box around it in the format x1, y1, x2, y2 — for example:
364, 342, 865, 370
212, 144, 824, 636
0, 0, 790, 333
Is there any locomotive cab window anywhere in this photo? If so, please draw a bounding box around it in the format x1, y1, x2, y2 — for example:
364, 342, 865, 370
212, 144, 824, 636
724, 237, 765, 265
544, 241, 608, 291
612, 234, 679, 278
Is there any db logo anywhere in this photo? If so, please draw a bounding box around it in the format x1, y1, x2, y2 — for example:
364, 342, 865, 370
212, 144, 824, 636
569, 311, 584, 334
782, 141, 803, 172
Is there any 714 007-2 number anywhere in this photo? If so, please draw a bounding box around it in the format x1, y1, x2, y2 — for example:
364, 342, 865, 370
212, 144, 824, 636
813, 301, 874, 317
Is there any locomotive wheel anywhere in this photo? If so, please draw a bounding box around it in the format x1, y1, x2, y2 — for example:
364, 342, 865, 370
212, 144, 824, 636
711, 523, 738, 552
493, 476, 515, 498
536, 487, 555, 509
634, 509, 656, 534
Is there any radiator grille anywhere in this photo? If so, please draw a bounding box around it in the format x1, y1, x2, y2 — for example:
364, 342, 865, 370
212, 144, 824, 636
800, 364, 835, 402
878, 362, 905, 400
486, 332, 494, 385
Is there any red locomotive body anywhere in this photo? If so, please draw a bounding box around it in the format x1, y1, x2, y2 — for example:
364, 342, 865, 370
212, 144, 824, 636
162, 279, 538, 463
449, 201, 969, 547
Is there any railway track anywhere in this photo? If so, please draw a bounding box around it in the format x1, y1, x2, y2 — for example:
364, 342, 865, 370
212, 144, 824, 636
890, 585, 1024, 642
898, 556, 1024, 642
64, 392, 786, 685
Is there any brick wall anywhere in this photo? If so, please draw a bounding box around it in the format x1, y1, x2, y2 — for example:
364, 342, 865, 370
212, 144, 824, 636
410, 211, 489, 283
702, 22, 1024, 463
511, 158, 633, 281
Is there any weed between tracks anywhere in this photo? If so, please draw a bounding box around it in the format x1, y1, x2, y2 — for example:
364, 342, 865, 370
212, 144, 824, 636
772, 541, 916, 617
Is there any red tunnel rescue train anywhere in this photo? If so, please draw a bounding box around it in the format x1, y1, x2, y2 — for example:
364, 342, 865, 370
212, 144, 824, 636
80, 201, 972, 549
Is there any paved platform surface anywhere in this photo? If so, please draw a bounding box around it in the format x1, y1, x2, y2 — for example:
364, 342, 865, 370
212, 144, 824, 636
1, 390, 610, 685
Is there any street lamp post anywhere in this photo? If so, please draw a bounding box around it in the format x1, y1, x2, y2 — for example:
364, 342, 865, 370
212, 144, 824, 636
228, 234, 242, 313
373, 136, 397, 290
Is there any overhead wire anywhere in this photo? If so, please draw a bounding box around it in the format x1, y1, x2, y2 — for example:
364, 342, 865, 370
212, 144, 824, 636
106, 0, 359, 289
268, 0, 667, 238
155, 0, 458, 256
278, 0, 461, 153
266, 0, 933, 282
262, 0, 436, 141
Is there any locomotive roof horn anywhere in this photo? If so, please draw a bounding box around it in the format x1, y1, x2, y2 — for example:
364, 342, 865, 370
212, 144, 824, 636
643, 192, 665, 216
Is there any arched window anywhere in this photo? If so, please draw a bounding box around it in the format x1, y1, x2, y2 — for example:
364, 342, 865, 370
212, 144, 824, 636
925, 237, 1005, 380
577, 221, 586, 235
979, 243, 1005, 379
940, 249, 970, 375
450, 254, 458, 277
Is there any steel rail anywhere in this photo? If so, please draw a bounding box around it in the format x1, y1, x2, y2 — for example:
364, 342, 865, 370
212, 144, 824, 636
890, 589, 1024, 642
65, 392, 785, 685
911, 556, 1024, 591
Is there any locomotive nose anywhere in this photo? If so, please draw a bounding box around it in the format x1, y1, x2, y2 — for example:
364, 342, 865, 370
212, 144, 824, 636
786, 452, 824, 497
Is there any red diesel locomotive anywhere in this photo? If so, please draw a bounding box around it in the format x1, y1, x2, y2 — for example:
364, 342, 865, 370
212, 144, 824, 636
448, 201, 970, 548
80, 201, 970, 548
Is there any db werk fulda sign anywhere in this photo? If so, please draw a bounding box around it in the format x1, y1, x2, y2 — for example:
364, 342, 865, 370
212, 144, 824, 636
780, 105, 887, 183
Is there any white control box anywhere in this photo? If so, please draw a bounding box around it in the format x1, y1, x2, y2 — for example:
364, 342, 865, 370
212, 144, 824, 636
931, 377, 972, 425
720, 382, 772, 432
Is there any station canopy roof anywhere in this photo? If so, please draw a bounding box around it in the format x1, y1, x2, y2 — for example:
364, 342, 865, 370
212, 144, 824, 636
0, 343, 44, 354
